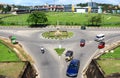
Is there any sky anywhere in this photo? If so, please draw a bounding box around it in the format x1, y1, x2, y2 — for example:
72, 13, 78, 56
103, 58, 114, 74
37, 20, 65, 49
0, 0, 120, 6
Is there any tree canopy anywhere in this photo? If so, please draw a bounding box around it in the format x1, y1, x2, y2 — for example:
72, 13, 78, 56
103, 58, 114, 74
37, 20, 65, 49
88, 14, 102, 26
27, 11, 48, 26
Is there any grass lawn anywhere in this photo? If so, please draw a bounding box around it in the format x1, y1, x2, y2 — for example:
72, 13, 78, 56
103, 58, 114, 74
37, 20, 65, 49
0, 62, 25, 78
97, 46, 120, 76
1, 12, 120, 26
0, 14, 29, 26
97, 59, 120, 76
47, 12, 87, 25
100, 46, 120, 59
0, 14, 13, 18
54, 48, 65, 56
0, 41, 20, 61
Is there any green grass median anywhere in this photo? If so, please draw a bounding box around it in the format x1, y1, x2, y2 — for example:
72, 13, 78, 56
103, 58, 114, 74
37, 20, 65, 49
0, 41, 20, 61
54, 48, 65, 56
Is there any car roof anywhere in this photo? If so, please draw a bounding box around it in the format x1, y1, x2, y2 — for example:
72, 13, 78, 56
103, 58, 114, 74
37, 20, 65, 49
80, 39, 85, 42
96, 34, 105, 37
66, 51, 73, 56
99, 42, 105, 44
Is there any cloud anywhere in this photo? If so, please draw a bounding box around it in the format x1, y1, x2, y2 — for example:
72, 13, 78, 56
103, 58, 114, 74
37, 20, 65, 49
55, 0, 119, 5
13, 0, 22, 5
56, 0, 88, 4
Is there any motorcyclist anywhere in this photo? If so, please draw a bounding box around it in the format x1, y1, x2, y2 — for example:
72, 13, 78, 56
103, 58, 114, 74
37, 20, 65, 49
41, 47, 45, 53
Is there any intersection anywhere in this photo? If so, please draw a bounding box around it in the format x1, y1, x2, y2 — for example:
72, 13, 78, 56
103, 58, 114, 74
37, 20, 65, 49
0, 27, 120, 78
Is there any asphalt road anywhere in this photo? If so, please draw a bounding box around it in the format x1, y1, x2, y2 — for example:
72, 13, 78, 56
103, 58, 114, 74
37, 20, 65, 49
0, 27, 120, 78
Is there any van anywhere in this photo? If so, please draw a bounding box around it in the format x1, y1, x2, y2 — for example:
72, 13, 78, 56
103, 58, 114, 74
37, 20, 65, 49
95, 34, 105, 42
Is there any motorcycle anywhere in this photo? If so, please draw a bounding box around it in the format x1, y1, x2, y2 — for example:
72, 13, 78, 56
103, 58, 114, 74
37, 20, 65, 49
41, 48, 45, 54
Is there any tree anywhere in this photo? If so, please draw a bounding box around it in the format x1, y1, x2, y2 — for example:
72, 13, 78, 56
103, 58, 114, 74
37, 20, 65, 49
2, 5, 11, 14
95, 14, 102, 26
27, 11, 48, 26
88, 14, 102, 26
0, 5, 3, 10
88, 15, 96, 25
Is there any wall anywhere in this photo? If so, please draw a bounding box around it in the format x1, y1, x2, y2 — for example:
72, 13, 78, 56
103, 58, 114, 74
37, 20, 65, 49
85, 60, 104, 78
20, 61, 38, 78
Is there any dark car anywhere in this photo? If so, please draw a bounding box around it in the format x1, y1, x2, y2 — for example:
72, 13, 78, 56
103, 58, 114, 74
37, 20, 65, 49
80, 39, 85, 47
98, 42, 105, 49
65, 50, 73, 62
81, 26, 86, 30
66, 59, 80, 77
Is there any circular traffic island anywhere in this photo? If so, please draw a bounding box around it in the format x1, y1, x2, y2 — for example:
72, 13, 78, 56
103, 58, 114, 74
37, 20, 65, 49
42, 28, 73, 40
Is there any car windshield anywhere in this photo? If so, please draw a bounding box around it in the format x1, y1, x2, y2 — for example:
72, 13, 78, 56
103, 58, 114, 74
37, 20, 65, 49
70, 63, 78, 68
66, 51, 72, 56
66, 53, 70, 56
100, 42, 105, 44
96, 36, 101, 38
96, 34, 104, 38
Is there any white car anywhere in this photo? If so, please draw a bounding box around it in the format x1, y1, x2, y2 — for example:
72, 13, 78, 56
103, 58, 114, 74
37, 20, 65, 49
95, 34, 105, 42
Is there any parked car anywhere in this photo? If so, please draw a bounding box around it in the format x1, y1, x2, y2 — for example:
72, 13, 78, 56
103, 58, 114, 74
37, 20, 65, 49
95, 34, 105, 42
98, 42, 105, 49
65, 50, 73, 62
80, 39, 85, 47
66, 59, 80, 77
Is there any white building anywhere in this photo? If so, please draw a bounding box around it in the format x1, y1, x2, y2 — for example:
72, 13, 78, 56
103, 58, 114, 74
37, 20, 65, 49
74, 6, 88, 13
74, 2, 98, 13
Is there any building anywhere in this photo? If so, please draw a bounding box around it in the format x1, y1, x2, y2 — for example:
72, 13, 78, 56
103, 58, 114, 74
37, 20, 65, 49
74, 6, 88, 13
74, 1, 99, 13
88, 2, 98, 13
64, 5, 72, 12
98, 6, 102, 13
32, 4, 64, 12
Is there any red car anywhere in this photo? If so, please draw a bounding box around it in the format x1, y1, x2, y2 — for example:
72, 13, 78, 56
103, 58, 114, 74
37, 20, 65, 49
80, 39, 85, 47
98, 42, 105, 49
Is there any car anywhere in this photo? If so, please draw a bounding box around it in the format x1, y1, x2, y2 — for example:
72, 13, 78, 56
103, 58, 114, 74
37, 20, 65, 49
65, 50, 73, 62
95, 34, 105, 42
80, 39, 85, 47
81, 26, 86, 30
98, 42, 105, 49
66, 59, 80, 77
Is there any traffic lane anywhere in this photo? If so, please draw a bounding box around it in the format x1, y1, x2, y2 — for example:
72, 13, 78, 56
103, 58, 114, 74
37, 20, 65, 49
70, 41, 97, 77
105, 33, 120, 43
20, 42, 61, 78
0, 32, 13, 38
60, 55, 77, 78
59, 41, 97, 78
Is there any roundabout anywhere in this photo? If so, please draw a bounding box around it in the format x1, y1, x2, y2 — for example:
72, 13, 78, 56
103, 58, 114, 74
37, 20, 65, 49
42, 28, 74, 40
